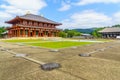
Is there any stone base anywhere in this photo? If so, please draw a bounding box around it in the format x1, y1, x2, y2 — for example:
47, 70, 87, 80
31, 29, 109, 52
15, 54, 27, 57
50, 49, 59, 52
79, 53, 91, 57
41, 63, 61, 70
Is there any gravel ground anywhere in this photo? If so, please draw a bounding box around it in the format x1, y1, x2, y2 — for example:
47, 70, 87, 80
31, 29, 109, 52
0, 40, 120, 80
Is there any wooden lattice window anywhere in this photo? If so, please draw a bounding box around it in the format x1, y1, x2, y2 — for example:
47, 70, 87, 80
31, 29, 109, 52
23, 20, 27, 25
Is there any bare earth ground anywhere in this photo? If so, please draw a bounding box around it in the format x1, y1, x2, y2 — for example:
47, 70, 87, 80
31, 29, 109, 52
0, 40, 120, 80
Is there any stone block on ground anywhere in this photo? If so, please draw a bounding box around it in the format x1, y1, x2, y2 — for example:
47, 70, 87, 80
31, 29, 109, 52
15, 54, 27, 57
50, 49, 59, 52
0, 48, 9, 51
41, 63, 61, 70
79, 53, 91, 57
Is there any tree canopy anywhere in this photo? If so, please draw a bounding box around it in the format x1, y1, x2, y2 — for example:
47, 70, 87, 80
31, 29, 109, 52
59, 29, 81, 38
0, 27, 6, 37
112, 24, 120, 27
91, 28, 104, 38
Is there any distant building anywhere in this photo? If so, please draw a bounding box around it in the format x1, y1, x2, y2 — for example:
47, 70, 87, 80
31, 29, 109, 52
99, 27, 120, 38
73, 33, 93, 39
5, 13, 62, 38
1, 31, 8, 38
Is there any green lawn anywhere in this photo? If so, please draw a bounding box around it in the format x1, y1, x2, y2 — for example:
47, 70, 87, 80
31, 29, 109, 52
26, 41, 93, 49
2, 39, 96, 49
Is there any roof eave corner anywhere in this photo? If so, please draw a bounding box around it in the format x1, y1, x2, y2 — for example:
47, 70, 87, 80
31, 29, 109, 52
5, 21, 8, 23
56, 23, 62, 26
5, 16, 20, 24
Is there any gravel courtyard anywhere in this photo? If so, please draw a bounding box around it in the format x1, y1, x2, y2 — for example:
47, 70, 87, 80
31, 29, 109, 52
0, 40, 120, 80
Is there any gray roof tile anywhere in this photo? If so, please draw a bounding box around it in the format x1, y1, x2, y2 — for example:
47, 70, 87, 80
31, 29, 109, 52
19, 14, 61, 25
99, 27, 120, 33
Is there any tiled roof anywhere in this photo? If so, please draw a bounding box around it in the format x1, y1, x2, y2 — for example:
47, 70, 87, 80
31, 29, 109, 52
99, 27, 120, 33
5, 14, 62, 25
19, 14, 61, 25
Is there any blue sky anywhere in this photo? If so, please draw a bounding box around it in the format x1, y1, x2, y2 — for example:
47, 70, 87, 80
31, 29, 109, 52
0, 0, 120, 29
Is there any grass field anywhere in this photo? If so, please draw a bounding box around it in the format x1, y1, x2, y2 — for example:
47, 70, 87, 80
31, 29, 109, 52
2, 39, 94, 49
26, 41, 93, 49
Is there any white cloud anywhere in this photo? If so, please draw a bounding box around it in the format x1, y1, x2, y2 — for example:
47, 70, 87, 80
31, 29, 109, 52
76, 0, 120, 5
0, 0, 47, 26
58, 0, 120, 11
58, 1, 71, 11
0, 11, 13, 26
58, 4, 71, 11
113, 11, 120, 24
5, 0, 46, 11
0, 4, 39, 15
1, 0, 47, 15
59, 10, 113, 29
0, 11, 12, 18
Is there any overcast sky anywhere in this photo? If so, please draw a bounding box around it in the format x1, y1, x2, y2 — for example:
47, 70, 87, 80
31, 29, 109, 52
0, 0, 120, 29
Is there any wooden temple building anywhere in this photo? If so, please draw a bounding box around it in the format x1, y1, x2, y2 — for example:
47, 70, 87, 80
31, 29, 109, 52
5, 14, 62, 38
99, 27, 120, 38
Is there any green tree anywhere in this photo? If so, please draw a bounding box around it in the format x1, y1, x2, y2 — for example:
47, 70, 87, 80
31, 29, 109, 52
67, 30, 82, 38
59, 29, 82, 38
64, 29, 69, 33
112, 24, 120, 27
59, 31, 67, 38
0, 27, 6, 37
74, 32, 81, 36
92, 31, 97, 37
67, 30, 75, 38
91, 28, 103, 38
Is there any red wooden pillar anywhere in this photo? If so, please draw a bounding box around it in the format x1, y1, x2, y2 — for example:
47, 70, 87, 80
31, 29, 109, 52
17, 28, 19, 37
8, 30, 10, 38
50, 30, 52, 37
15, 28, 16, 37
34, 28, 36, 37
38, 29, 40, 37
14, 29, 16, 37
48, 30, 50, 37
52, 30, 55, 37
43, 30, 45, 37
9, 30, 11, 37
18, 28, 20, 37
13, 29, 15, 37
41, 29, 43, 37
11, 30, 13, 37
9, 30, 11, 38
51, 31, 53, 37
54, 30, 56, 37
28, 28, 30, 37
13, 30, 14, 37
16, 29, 17, 37
31, 28, 33, 37
16, 28, 18, 37
23, 28, 25, 37
15, 29, 16, 37
14, 29, 15, 37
